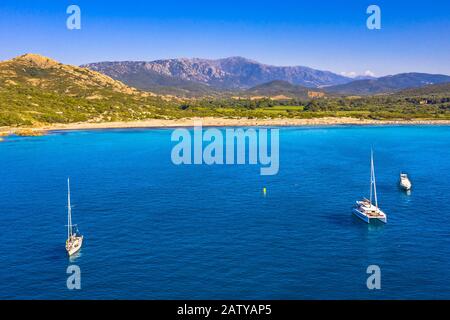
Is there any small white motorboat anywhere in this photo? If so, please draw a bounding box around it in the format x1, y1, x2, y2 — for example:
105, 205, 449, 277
353, 151, 387, 224
399, 173, 412, 191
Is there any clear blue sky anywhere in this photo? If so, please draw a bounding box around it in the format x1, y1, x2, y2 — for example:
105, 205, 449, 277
0, 0, 449, 76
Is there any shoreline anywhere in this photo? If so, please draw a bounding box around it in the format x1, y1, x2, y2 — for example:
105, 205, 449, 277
2, 117, 450, 136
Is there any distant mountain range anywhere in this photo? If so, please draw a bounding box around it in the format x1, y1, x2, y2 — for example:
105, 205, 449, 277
82, 57, 351, 93
82, 57, 450, 97
325, 73, 450, 95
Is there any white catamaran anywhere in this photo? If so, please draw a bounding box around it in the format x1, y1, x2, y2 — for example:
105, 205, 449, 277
353, 151, 387, 224
66, 178, 83, 256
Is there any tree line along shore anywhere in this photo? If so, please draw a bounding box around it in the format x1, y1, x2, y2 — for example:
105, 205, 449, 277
2, 117, 450, 138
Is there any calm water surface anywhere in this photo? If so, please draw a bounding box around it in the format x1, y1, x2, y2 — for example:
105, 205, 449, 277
1, 126, 449, 299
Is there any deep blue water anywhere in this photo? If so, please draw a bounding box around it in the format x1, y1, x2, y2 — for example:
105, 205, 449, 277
1, 126, 450, 299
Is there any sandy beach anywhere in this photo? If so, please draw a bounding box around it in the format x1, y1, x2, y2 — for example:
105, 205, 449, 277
1, 117, 450, 136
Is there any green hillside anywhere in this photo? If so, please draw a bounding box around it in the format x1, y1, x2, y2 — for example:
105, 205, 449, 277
0, 54, 183, 126
244, 80, 320, 99
396, 83, 450, 96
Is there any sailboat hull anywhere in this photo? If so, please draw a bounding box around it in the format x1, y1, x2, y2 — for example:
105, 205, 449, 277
66, 236, 83, 256
353, 151, 388, 224
66, 178, 83, 257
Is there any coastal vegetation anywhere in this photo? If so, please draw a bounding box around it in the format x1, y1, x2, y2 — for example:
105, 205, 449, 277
1, 54, 449, 128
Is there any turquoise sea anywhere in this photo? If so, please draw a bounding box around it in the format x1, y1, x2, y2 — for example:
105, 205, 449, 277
0, 126, 449, 299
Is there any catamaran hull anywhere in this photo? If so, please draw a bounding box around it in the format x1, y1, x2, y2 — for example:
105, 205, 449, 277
376, 216, 387, 223
352, 209, 387, 224
353, 209, 370, 223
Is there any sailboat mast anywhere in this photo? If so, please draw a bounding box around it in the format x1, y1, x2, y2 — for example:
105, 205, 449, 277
371, 151, 378, 207
370, 151, 373, 204
67, 178, 72, 238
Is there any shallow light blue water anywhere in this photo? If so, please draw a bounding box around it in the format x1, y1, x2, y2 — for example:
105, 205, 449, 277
0, 126, 450, 299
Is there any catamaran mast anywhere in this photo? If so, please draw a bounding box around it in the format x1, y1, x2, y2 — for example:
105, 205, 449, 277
370, 150, 378, 207
370, 152, 373, 204
67, 178, 72, 239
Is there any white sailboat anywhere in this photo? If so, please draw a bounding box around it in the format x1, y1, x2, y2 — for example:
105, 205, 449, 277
353, 151, 387, 224
399, 173, 412, 191
65, 178, 83, 256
